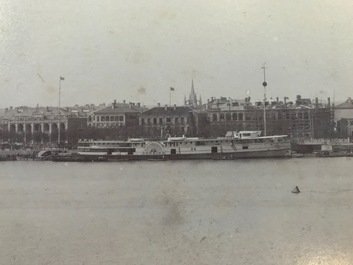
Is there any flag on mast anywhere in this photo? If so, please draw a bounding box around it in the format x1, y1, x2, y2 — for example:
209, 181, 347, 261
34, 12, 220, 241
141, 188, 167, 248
60, 76, 65, 80
170, 87, 175, 91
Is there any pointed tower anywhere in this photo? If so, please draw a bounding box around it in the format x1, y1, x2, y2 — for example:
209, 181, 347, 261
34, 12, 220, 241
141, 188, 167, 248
189, 79, 198, 108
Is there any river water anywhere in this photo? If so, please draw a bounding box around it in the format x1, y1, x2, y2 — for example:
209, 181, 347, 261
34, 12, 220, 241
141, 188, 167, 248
0, 158, 353, 264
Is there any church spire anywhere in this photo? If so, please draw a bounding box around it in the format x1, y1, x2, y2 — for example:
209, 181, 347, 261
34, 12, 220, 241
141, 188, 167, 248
191, 79, 195, 95
189, 79, 197, 108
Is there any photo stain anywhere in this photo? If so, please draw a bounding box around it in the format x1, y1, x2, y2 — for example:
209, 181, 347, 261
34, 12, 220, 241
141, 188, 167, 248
138, 86, 146, 95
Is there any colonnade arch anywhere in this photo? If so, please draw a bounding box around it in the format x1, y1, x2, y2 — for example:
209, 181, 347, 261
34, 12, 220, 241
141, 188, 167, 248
6, 122, 68, 144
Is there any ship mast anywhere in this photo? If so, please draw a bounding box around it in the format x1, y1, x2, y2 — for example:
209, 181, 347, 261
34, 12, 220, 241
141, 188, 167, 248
261, 64, 267, 136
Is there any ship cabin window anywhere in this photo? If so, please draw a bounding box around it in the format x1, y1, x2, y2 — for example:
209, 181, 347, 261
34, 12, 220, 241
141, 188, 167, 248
114, 116, 119, 121
220, 114, 225, 121
101, 116, 105, 121
166, 118, 171, 123
238, 113, 243, 120
153, 118, 157, 125
232, 113, 237, 120
212, 114, 217, 121
159, 118, 163, 124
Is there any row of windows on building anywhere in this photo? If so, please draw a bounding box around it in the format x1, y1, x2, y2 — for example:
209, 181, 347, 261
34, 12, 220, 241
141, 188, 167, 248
88, 115, 125, 122
88, 123, 125, 127
12, 116, 64, 122
140, 117, 188, 125
209, 111, 311, 122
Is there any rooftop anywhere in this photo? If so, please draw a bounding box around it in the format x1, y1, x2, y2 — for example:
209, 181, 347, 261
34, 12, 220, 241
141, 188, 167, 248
335, 98, 353, 109
140, 106, 193, 116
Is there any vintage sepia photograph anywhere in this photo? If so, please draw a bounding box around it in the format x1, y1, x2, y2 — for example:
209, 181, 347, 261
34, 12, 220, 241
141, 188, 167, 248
1, 0, 353, 264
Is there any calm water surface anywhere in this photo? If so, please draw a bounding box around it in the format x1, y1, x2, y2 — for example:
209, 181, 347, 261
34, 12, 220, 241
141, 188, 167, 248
1, 158, 353, 264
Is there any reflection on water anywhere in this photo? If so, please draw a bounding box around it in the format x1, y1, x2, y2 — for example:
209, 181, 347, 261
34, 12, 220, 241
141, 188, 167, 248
0, 158, 353, 264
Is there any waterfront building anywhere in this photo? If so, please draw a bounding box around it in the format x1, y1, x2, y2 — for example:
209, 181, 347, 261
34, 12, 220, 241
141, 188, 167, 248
199, 95, 333, 139
1, 105, 92, 144
87, 100, 146, 128
334, 97, 353, 138
139, 104, 201, 138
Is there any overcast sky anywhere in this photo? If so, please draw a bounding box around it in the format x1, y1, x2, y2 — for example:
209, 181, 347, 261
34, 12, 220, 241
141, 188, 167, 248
0, 0, 352, 108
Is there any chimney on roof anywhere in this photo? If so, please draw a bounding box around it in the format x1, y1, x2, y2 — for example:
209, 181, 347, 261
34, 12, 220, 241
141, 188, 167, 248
327, 97, 331, 107
173, 104, 176, 110
157, 103, 160, 107
276, 97, 279, 103
165, 105, 168, 111
112, 99, 117, 109
123, 100, 126, 104
129, 102, 133, 108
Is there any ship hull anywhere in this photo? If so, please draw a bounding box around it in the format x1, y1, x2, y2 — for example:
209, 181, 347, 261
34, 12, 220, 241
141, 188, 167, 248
52, 147, 291, 162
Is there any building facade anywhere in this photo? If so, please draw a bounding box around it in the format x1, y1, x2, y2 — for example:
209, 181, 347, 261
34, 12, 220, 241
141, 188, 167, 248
139, 105, 198, 138
87, 100, 145, 128
334, 97, 353, 138
199, 96, 333, 139
1, 105, 96, 144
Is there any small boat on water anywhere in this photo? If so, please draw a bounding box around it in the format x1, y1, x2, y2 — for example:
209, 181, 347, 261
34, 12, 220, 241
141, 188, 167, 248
51, 131, 291, 162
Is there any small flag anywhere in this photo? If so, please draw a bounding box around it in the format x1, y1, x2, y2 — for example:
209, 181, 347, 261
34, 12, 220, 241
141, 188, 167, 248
170, 87, 175, 91
60, 76, 65, 80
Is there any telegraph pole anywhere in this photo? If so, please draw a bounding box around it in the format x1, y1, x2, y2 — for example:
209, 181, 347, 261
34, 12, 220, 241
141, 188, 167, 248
58, 76, 64, 146
261, 65, 267, 136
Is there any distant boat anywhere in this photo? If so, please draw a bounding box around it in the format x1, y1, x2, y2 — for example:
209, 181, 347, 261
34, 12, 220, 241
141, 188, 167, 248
291, 186, 300, 194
